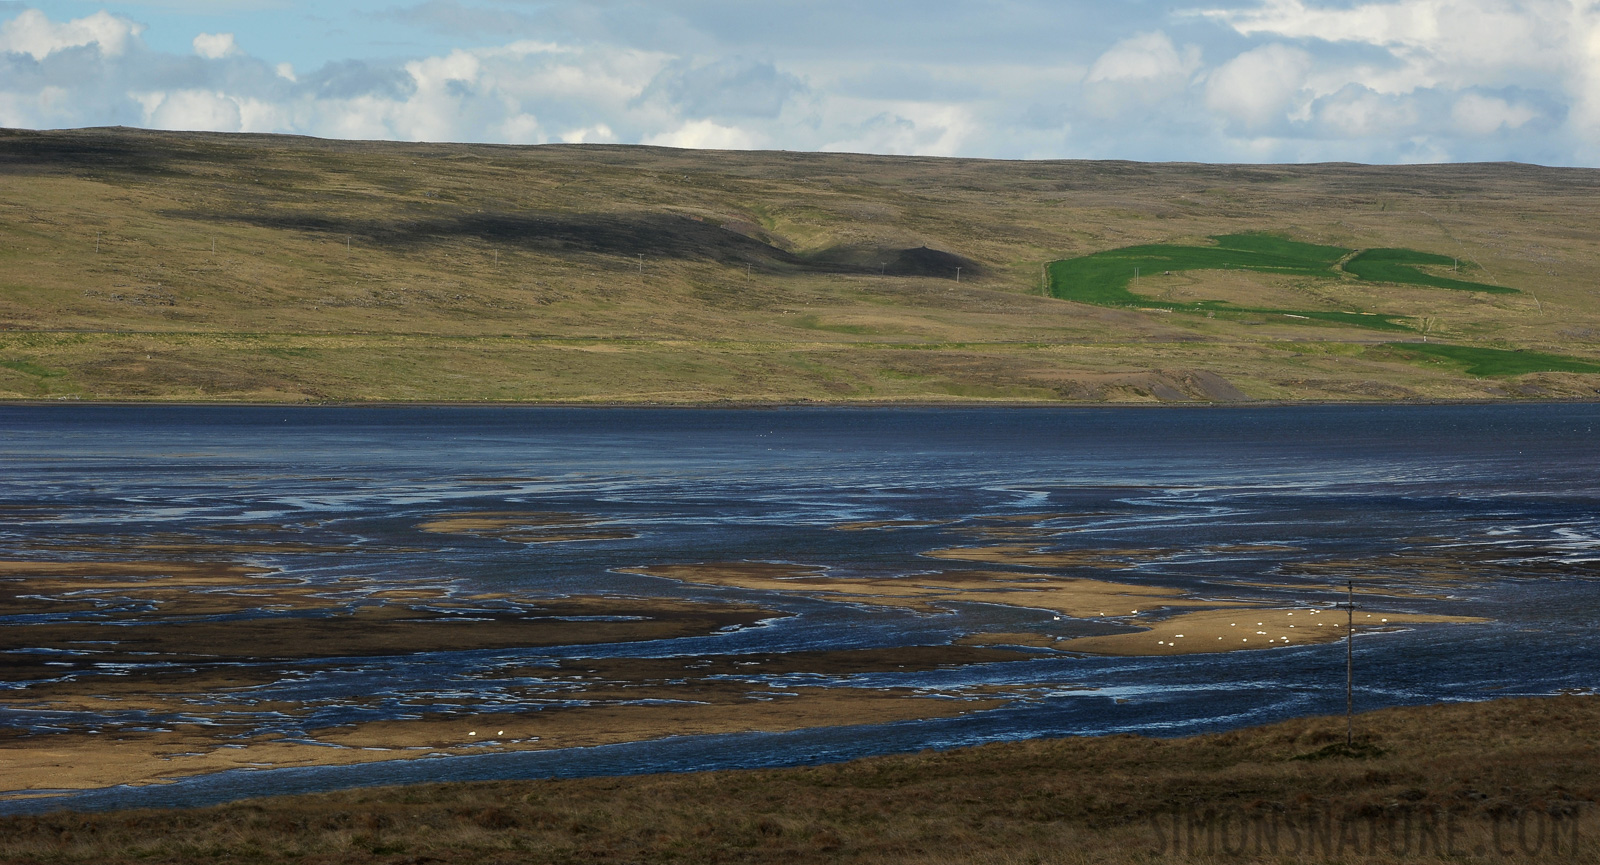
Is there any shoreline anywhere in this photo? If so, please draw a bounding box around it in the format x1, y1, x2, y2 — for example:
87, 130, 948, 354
1, 694, 1594, 864
4, 397, 1598, 410
2, 691, 1584, 813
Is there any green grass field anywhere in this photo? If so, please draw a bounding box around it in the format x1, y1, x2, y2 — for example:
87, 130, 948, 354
1047, 234, 1348, 307
1345, 248, 1520, 294
1046, 234, 1515, 333
1380, 343, 1600, 376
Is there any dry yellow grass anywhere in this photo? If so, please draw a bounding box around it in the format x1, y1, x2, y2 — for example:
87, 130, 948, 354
2, 127, 1599, 402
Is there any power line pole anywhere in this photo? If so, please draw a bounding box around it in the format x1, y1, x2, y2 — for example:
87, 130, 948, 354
955, 267, 962, 283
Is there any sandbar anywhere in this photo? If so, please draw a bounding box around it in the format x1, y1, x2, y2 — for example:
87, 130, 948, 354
1057, 607, 1490, 655
0, 687, 1004, 794
625, 561, 1238, 618
416, 510, 637, 543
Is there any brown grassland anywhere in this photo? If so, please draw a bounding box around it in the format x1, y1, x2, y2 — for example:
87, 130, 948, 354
2, 126, 1599, 402
0, 695, 1595, 864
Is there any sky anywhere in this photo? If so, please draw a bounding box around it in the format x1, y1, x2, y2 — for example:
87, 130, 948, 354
1, 0, 1596, 165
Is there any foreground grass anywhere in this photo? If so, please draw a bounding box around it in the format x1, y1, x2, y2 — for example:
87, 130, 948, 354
2, 696, 1595, 863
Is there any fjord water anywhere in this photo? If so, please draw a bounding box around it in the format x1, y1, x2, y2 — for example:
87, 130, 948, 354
2, 404, 1598, 812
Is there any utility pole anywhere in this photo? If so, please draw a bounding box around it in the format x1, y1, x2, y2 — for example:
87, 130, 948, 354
1346, 579, 1355, 747
347, 236, 351, 253
211, 237, 216, 254
637, 253, 644, 279
955, 267, 962, 283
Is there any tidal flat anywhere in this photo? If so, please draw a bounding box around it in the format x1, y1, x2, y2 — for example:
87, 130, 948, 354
0, 403, 1596, 811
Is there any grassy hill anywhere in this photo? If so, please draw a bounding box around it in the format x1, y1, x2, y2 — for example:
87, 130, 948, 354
3, 127, 1600, 403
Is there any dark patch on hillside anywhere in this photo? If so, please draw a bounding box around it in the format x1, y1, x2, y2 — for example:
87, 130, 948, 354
887, 245, 983, 279
166, 207, 984, 277
457, 212, 804, 268
802, 243, 985, 279
0, 127, 173, 176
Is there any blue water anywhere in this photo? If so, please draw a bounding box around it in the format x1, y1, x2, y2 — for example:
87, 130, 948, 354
2, 404, 1597, 813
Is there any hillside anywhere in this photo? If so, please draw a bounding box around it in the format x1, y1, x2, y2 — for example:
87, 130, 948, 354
2, 127, 1599, 403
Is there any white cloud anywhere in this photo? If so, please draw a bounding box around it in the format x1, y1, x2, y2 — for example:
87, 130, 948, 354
1205, 43, 1312, 129
0, 85, 69, 128
0, 9, 142, 60
1206, 0, 1574, 99
1081, 31, 1202, 118
1314, 85, 1419, 138
193, 32, 241, 60
496, 112, 543, 143
1086, 31, 1198, 85
818, 101, 976, 157
560, 123, 616, 143
135, 89, 287, 133
643, 119, 759, 150
1197, 0, 1600, 158
1451, 91, 1539, 135
136, 89, 239, 131
3, 4, 1600, 165
406, 50, 481, 88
